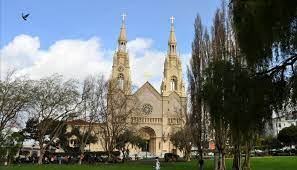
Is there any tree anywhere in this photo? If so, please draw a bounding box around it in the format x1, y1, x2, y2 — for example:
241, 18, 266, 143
227, 1, 297, 169
0, 131, 25, 165
170, 127, 193, 161
277, 125, 297, 146
80, 77, 140, 161
261, 136, 281, 150
0, 70, 32, 141
27, 74, 80, 164
23, 118, 64, 158
115, 129, 145, 162
188, 14, 211, 169
65, 125, 98, 164
231, 0, 297, 108
55, 122, 78, 155
72, 75, 106, 164
202, 6, 234, 170
197, 2, 283, 170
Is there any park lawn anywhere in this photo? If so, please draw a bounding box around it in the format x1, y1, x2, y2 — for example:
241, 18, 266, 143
1, 156, 296, 170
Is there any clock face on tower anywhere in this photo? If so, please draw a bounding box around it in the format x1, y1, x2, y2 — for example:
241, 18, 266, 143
118, 66, 124, 72
142, 103, 153, 115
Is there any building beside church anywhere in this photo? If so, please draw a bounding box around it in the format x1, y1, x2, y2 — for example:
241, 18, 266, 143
265, 111, 297, 137
109, 15, 187, 157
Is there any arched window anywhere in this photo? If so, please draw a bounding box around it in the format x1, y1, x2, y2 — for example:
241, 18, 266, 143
170, 76, 177, 91
118, 73, 124, 89
119, 42, 126, 51
171, 45, 175, 52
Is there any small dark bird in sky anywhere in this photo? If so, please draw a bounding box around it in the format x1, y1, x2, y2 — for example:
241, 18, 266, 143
22, 13, 30, 21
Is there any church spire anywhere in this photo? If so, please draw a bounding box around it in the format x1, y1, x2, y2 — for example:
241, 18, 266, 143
161, 16, 186, 97
168, 16, 177, 55
118, 13, 127, 52
110, 13, 132, 95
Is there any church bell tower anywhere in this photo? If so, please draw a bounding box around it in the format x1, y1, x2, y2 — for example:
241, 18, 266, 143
161, 16, 186, 97
110, 13, 132, 94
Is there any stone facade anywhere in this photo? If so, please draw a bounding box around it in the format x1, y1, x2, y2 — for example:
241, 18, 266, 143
68, 16, 187, 157
109, 16, 187, 157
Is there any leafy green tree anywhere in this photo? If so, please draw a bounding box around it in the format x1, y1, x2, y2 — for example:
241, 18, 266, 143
231, 0, 297, 107
55, 123, 78, 154
170, 127, 193, 161
115, 129, 145, 162
65, 125, 98, 164
227, 1, 297, 168
261, 136, 282, 150
188, 13, 211, 168
199, 2, 280, 170
116, 130, 143, 149
0, 131, 25, 165
22, 118, 62, 153
277, 125, 297, 146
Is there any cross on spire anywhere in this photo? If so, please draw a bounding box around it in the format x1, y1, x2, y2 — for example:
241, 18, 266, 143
121, 13, 127, 22
170, 16, 175, 25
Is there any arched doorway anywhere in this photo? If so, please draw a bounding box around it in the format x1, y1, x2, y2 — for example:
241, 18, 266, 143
138, 126, 156, 154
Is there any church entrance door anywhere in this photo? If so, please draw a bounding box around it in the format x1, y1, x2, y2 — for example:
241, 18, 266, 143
138, 127, 156, 155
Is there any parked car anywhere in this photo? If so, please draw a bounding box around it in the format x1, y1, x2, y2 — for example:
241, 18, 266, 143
164, 153, 179, 162
137, 152, 156, 159
251, 149, 265, 157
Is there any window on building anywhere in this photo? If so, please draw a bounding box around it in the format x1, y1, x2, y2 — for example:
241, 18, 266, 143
170, 76, 177, 91
119, 42, 126, 51
118, 73, 124, 89
171, 45, 175, 52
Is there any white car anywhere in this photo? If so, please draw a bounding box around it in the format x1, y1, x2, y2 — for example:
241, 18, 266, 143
137, 152, 156, 159
207, 152, 214, 156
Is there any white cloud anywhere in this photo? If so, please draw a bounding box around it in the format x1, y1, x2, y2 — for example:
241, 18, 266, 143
1, 34, 40, 71
127, 38, 153, 54
127, 38, 165, 88
1, 35, 112, 80
1, 34, 190, 91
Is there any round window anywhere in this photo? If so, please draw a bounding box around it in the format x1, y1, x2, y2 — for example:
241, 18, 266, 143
142, 103, 153, 115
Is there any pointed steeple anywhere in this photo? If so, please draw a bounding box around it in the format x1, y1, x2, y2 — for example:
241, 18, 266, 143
118, 13, 127, 52
161, 16, 186, 97
169, 16, 176, 44
118, 13, 127, 42
168, 16, 177, 55
111, 13, 132, 95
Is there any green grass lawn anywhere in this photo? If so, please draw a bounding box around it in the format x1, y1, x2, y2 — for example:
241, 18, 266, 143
1, 156, 296, 170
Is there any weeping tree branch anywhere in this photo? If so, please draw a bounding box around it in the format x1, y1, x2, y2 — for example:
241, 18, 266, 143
257, 54, 297, 77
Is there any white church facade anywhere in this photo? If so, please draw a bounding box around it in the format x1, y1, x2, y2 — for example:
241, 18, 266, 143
109, 15, 187, 156
67, 15, 187, 157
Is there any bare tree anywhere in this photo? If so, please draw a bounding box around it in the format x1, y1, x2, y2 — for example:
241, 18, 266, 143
28, 74, 80, 164
74, 75, 106, 164
0, 70, 32, 142
95, 79, 140, 160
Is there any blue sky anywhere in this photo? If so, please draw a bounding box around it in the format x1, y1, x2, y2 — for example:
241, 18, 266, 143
1, 0, 220, 51
1, 0, 221, 89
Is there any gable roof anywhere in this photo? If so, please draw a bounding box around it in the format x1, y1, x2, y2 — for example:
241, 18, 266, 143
133, 81, 162, 100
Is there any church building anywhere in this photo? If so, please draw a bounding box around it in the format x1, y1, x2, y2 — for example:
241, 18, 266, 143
110, 15, 187, 157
